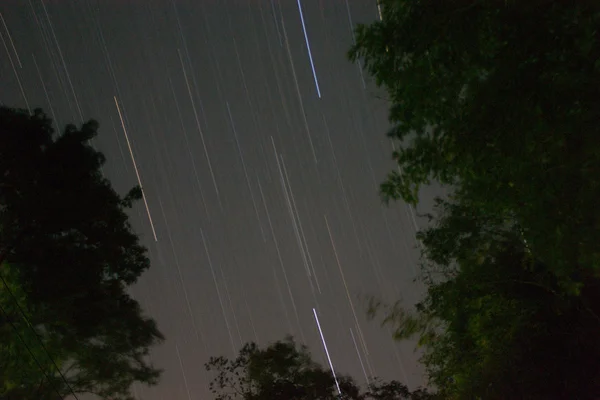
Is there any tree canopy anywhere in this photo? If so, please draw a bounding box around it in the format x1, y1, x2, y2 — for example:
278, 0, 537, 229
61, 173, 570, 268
349, 0, 600, 284
369, 196, 600, 399
350, 1, 600, 399
0, 107, 163, 399
206, 337, 436, 400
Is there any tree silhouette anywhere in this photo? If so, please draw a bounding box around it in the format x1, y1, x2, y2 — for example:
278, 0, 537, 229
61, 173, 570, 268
349, 0, 600, 285
0, 107, 163, 399
206, 337, 436, 400
350, 1, 600, 398
368, 195, 600, 399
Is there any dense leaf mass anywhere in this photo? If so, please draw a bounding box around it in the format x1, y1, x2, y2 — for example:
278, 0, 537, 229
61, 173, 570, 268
350, 0, 600, 282
351, 1, 600, 399
0, 107, 162, 399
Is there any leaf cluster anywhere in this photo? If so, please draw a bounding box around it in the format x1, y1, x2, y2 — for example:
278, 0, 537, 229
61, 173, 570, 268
350, 3, 600, 397
0, 107, 163, 399
349, 0, 600, 281
372, 195, 600, 399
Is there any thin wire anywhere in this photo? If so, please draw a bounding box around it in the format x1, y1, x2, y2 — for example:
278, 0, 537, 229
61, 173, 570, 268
0, 273, 80, 399
0, 302, 64, 399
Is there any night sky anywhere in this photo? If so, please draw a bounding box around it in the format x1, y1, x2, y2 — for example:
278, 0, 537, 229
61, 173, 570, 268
1, 1, 440, 398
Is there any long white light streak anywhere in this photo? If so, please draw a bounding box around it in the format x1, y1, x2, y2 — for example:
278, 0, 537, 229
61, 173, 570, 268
200, 229, 237, 356
94, 10, 127, 111
269, 0, 283, 46
0, 12, 21, 68
172, 0, 205, 116
241, 285, 260, 343
344, 1, 366, 89
324, 215, 370, 358
257, 2, 294, 135
226, 101, 267, 242
114, 96, 158, 242
0, 30, 30, 114
280, 157, 322, 294
175, 344, 193, 400
110, 116, 131, 176
322, 114, 364, 256
276, 156, 310, 278
261, 144, 305, 342
218, 259, 244, 346
32, 54, 59, 127
175, 11, 216, 189
177, 48, 220, 202
228, 19, 261, 137
312, 308, 341, 395
277, 155, 318, 303
280, 14, 318, 165
350, 327, 370, 385
245, 1, 283, 141
40, 0, 83, 122
169, 75, 210, 220
295, 0, 321, 98
257, 174, 296, 336
197, 4, 228, 118
257, 7, 298, 191
26, 0, 70, 120
304, 198, 332, 295
273, 140, 318, 305
157, 196, 207, 352
377, 0, 384, 20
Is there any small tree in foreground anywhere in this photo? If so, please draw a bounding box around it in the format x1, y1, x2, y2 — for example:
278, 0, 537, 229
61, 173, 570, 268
206, 337, 436, 400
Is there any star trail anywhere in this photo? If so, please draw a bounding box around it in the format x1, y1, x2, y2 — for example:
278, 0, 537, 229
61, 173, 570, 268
0, 1, 437, 398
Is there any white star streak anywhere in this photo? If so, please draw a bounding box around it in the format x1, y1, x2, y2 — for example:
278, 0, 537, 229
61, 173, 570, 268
324, 215, 370, 359
226, 101, 267, 243
218, 259, 244, 347
32, 54, 59, 127
177, 48, 220, 203
169, 75, 210, 221
114, 95, 158, 242
344, 0, 366, 89
279, 15, 318, 165
269, 0, 283, 46
257, 174, 296, 336
39, 0, 83, 122
200, 228, 237, 356
350, 327, 370, 385
312, 308, 342, 395
377, 0, 384, 20
295, 0, 321, 98
175, 344, 193, 400
0, 29, 30, 114
0, 12, 21, 68
241, 284, 260, 344
280, 156, 322, 295
157, 196, 207, 351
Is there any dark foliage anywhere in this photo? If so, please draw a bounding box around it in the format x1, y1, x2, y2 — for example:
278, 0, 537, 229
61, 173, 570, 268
206, 337, 436, 400
0, 107, 162, 399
